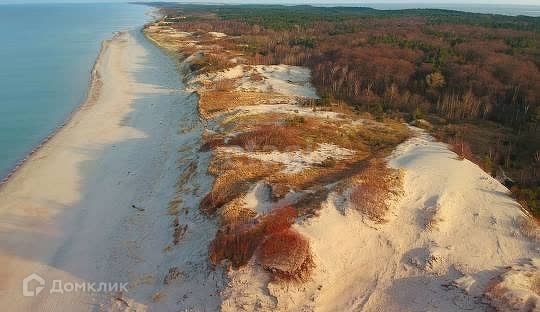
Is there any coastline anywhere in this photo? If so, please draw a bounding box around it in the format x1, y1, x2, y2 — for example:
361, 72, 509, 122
0, 34, 114, 188
0, 26, 220, 311
0, 30, 154, 310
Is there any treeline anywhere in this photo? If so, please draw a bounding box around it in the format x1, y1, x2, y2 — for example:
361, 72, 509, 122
151, 4, 540, 216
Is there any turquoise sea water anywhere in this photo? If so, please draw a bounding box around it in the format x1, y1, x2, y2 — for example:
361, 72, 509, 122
0, 3, 150, 180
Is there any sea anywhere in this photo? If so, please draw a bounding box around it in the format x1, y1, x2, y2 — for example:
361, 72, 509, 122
0, 2, 538, 181
0, 3, 150, 180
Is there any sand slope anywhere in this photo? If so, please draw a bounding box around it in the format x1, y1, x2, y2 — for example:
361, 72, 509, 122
222, 128, 538, 311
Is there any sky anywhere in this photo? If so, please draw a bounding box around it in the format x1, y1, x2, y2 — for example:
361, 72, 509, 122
0, 1, 539, 4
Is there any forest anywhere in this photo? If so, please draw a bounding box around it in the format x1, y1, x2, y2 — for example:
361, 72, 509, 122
148, 3, 540, 217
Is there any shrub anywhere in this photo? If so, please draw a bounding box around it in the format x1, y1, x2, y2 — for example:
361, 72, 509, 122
209, 224, 264, 268
229, 124, 303, 151
514, 215, 539, 240
257, 229, 313, 281
208, 205, 301, 271
511, 186, 540, 218
260, 205, 298, 234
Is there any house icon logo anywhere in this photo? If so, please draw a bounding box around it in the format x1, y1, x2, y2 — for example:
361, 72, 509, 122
22, 273, 45, 297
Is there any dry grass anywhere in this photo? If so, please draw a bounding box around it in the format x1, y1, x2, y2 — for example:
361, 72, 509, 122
533, 274, 540, 296
201, 155, 282, 215
348, 160, 404, 223
228, 124, 304, 152
220, 197, 257, 226
269, 156, 368, 200
297, 116, 408, 153
222, 112, 296, 131
169, 160, 198, 216
424, 204, 443, 231
148, 25, 413, 284
224, 114, 408, 154
200, 133, 225, 152
198, 90, 291, 118
214, 78, 236, 92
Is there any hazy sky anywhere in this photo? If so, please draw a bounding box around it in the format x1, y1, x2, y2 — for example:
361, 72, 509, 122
0, 0, 539, 5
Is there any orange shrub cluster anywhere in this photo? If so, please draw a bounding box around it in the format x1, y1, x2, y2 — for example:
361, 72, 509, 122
257, 229, 313, 281
209, 223, 264, 268
209, 206, 313, 280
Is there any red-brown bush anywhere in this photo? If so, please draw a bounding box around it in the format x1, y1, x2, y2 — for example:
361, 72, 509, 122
260, 205, 298, 235
209, 224, 264, 268
209, 205, 313, 281
257, 229, 313, 281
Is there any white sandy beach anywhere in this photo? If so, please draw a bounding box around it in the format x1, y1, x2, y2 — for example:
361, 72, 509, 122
0, 31, 221, 311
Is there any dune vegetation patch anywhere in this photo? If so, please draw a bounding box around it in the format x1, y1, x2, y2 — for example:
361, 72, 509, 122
257, 228, 314, 282
209, 205, 313, 281
201, 155, 283, 215
347, 160, 404, 223
228, 124, 304, 152
198, 90, 291, 118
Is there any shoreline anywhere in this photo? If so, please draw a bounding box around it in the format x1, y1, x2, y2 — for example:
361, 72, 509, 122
0, 29, 182, 310
0, 32, 123, 189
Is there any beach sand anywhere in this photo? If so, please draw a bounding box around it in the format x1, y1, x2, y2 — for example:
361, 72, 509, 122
0, 31, 217, 310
